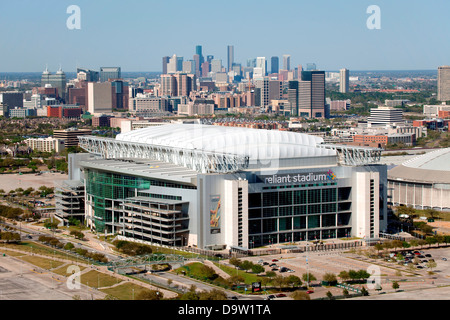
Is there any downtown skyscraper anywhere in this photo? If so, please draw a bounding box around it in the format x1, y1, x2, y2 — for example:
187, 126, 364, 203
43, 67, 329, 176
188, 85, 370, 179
339, 68, 349, 93
227, 45, 234, 72
298, 70, 326, 118
438, 66, 450, 102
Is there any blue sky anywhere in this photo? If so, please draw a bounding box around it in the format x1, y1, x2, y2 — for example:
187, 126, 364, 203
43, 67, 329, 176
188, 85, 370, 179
0, 0, 449, 72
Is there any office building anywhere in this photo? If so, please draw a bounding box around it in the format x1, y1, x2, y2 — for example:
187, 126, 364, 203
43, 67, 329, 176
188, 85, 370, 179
47, 105, 83, 119
100, 67, 121, 82
339, 68, 349, 93
438, 66, 450, 102
76, 124, 387, 249
87, 82, 113, 115
227, 45, 234, 72
299, 70, 326, 118
287, 80, 299, 117
41, 67, 67, 101
8, 107, 36, 118
211, 60, 223, 73
160, 73, 196, 97
283, 55, 291, 71
254, 77, 270, 107
367, 106, 404, 127
183, 60, 196, 74
271, 56, 279, 74
129, 94, 170, 116
53, 128, 92, 148
0, 92, 23, 117
162, 56, 170, 74
167, 55, 178, 74
77, 68, 99, 82
24, 137, 65, 153
255, 57, 267, 77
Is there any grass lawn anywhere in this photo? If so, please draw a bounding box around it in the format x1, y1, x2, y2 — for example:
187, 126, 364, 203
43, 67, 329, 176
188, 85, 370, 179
52, 264, 86, 277
80, 269, 123, 289
100, 282, 156, 300
214, 263, 263, 284
0, 241, 98, 265
18, 255, 65, 270
0, 248, 26, 256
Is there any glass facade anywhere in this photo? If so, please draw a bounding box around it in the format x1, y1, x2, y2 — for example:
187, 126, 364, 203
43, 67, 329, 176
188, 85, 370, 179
248, 182, 352, 247
85, 169, 195, 233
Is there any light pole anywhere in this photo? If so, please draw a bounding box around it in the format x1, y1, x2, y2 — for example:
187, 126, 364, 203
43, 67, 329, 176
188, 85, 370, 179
306, 243, 309, 287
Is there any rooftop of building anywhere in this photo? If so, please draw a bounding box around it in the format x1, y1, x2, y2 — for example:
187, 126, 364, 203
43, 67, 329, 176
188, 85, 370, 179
79, 158, 198, 185
115, 124, 337, 161
388, 148, 450, 184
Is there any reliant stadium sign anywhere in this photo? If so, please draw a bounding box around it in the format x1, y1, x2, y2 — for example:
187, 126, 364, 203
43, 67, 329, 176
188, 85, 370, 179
261, 170, 336, 184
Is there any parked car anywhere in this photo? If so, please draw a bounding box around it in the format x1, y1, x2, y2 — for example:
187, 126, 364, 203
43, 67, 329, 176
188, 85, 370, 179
425, 254, 432, 258
276, 293, 287, 298
272, 259, 279, 262
306, 290, 314, 294
266, 295, 275, 300
442, 258, 447, 261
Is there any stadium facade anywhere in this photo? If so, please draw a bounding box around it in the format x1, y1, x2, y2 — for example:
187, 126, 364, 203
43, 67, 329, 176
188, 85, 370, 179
388, 148, 450, 211
72, 124, 387, 250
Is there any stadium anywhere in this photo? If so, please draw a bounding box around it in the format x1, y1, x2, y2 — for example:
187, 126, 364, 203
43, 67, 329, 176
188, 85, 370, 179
73, 124, 387, 250
388, 148, 450, 211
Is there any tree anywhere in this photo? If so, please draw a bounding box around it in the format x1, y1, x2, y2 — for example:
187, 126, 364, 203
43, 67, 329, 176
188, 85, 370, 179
180, 291, 199, 300
322, 273, 337, 285
391, 240, 404, 251
136, 290, 163, 300
360, 287, 369, 296
425, 236, 437, 248
426, 260, 437, 272
374, 243, 383, 256
286, 275, 302, 289
338, 270, 350, 282
199, 289, 227, 300
291, 290, 311, 300
302, 272, 316, 285
251, 264, 265, 275
273, 275, 286, 291
342, 289, 350, 298
392, 281, 400, 291
229, 257, 241, 269
240, 260, 254, 273
228, 275, 245, 288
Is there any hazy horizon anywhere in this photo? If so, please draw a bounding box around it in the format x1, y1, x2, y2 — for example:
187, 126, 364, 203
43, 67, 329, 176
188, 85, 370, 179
1, 0, 450, 72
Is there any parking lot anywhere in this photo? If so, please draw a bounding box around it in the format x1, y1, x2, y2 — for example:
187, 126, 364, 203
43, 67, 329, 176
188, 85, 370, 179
240, 246, 450, 299
0, 253, 105, 300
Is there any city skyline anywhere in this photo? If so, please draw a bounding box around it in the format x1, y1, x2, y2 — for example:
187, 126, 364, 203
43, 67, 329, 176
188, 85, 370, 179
1, 0, 450, 72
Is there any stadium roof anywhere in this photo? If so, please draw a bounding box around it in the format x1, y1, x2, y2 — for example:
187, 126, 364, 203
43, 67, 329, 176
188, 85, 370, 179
388, 148, 450, 184
403, 148, 450, 171
115, 124, 336, 160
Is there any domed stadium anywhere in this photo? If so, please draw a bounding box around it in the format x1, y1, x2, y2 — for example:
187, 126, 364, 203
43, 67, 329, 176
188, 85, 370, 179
388, 148, 450, 211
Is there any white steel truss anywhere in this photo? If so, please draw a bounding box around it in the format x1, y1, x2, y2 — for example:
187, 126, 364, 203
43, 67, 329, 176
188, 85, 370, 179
78, 136, 250, 174
317, 144, 382, 166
